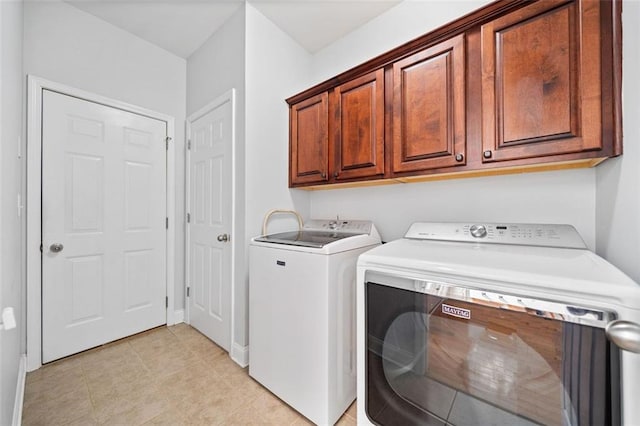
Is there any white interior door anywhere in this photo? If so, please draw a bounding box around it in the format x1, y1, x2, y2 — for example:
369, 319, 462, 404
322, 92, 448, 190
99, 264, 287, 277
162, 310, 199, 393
42, 90, 167, 363
187, 94, 233, 352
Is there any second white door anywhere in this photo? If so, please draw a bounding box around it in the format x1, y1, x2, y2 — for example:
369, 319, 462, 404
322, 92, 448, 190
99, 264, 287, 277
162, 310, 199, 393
42, 90, 167, 363
187, 93, 233, 351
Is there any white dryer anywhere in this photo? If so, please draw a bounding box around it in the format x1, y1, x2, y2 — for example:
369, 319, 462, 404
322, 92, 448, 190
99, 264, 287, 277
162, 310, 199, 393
249, 219, 381, 425
357, 222, 640, 426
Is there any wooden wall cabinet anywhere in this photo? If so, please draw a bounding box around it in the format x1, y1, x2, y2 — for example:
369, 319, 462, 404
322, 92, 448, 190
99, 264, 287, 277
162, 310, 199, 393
289, 93, 329, 186
480, 0, 605, 163
332, 69, 385, 181
289, 69, 385, 186
392, 34, 466, 173
287, 0, 621, 189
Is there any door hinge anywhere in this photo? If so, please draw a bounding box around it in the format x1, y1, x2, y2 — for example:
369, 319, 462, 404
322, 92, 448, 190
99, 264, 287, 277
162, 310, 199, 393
187, 212, 191, 223
166, 217, 169, 229
187, 139, 191, 150
186, 287, 190, 297
39, 243, 43, 253
165, 296, 168, 308
165, 136, 172, 150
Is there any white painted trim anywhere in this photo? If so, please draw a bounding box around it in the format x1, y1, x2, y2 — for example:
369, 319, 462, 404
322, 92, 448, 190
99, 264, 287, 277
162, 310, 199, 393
173, 309, 184, 324
26, 76, 176, 370
231, 343, 249, 368
185, 89, 236, 352
12, 355, 26, 426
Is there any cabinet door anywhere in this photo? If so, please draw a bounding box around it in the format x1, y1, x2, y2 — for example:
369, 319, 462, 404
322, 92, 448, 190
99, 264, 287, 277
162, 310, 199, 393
290, 93, 329, 185
480, 0, 602, 163
332, 69, 385, 181
392, 34, 466, 173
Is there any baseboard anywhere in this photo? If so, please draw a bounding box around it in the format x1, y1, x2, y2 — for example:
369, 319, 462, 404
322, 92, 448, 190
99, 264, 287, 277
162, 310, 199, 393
230, 343, 249, 367
12, 355, 27, 426
173, 309, 184, 324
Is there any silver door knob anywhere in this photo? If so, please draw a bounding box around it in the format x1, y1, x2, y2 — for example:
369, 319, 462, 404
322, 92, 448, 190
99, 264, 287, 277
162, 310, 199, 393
50, 243, 64, 253
217, 234, 229, 242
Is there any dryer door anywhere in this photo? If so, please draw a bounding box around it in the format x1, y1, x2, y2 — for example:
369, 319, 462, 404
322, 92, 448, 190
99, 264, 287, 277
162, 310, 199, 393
364, 281, 621, 426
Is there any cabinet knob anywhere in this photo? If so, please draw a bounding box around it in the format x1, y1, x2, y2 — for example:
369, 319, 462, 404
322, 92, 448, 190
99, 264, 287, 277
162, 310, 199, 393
483, 150, 492, 159
333, 172, 339, 178
321, 172, 326, 178
455, 154, 464, 162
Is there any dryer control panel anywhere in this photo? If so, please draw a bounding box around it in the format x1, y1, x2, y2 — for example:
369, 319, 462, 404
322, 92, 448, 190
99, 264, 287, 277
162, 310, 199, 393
404, 222, 587, 249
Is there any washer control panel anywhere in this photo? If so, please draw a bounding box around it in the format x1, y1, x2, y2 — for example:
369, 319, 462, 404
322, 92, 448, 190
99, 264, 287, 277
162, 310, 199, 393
304, 219, 372, 234
404, 222, 587, 249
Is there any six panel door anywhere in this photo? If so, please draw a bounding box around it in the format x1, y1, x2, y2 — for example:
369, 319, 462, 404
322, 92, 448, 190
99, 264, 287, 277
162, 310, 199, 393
480, 0, 602, 162
42, 90, 167, 363
187, 97, 233, 352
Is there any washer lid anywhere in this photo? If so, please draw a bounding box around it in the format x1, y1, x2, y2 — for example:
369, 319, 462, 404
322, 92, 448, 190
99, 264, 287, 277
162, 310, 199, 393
254, 230, 361, 248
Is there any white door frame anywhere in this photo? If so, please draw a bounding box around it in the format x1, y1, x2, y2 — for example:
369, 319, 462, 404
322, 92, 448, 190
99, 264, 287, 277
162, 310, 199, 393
185, 89, 236, 354
26, 76, 176, 371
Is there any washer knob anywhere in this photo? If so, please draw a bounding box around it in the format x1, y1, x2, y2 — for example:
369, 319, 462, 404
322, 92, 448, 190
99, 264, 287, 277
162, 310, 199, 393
470, 224, 487, 238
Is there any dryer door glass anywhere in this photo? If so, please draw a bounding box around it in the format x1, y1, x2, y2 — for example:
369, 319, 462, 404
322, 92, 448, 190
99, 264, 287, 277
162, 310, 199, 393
365, 281, 620, 426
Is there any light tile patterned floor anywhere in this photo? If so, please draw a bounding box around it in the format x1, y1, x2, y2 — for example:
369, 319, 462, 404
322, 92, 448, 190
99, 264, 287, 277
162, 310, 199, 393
22, 324, 357, 425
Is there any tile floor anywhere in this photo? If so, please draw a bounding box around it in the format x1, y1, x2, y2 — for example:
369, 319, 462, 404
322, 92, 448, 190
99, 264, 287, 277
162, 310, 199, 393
22, 324, 357, 425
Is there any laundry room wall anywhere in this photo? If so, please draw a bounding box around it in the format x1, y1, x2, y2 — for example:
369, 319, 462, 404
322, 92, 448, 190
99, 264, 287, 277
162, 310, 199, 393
185, 3, 312, 354
23, 0, 188, 313
1, 0, 25, 423
243, 3, 312, 347
305, 0, 598, 249
596, 1, 640, 283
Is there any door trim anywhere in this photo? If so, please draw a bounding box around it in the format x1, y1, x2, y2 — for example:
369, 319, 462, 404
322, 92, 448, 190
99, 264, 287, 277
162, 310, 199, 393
26, 75, 176, 371
185, 89, 236, 353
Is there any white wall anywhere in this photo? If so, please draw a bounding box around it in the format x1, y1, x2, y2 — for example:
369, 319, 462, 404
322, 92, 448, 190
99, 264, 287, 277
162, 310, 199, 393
1, 0, 25, 423
244, 3, 312, 346
187, 6, 246, 116
23, 0, 188, 310
307, 0, 598, 249
311, 170, 596, 246
596, 1, 640, 282
186, 5, 249, 352
310, 0, 492, 83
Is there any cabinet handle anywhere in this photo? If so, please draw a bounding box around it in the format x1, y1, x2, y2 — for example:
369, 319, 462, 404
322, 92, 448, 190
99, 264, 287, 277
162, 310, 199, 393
483, 150, 493, 159
455, 154, 464, 162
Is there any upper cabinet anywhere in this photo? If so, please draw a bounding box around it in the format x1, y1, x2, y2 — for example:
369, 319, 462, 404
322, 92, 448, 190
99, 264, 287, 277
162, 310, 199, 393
480, 0, 604, 163
392, 34, 466, 173
289, 93, 329, 186
332, 69, 385, 181
287, 0, 621, 189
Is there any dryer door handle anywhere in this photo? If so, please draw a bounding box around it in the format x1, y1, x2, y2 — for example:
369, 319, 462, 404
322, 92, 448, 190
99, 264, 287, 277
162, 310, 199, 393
606, 320, 640, 353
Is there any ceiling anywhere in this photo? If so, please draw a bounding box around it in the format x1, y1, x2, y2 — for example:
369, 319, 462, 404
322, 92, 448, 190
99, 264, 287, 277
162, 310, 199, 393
64, 0, 403, 58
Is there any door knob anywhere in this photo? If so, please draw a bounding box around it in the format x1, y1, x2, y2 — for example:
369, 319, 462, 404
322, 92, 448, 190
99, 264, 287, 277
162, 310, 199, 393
217, 234, 229, 242
50, 243, 64, 253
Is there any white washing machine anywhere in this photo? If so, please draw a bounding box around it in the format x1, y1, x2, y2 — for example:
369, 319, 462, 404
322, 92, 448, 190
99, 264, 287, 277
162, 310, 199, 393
249, 219, 381, 425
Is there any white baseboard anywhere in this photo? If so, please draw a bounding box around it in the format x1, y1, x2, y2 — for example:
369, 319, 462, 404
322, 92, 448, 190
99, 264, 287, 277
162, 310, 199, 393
12, 355, 27, 426
231, 343, 249, 367
173, 309, 184, 324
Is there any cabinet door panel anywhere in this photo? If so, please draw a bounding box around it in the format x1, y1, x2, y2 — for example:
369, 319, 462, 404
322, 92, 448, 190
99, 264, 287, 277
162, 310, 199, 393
332, 69, 385, 180
481, 0, 602, 162
290, 93, 329, 185
392, 34, 466, 173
